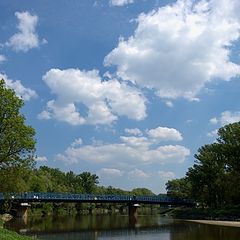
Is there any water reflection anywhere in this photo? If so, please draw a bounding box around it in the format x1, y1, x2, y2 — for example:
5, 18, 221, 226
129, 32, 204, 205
5, 215, 240, 240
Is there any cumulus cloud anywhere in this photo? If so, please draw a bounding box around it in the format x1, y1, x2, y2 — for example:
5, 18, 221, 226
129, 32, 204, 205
110, 0, 134, 7
0, 55, 7, 63
39, 68, 146, 125
208, 111, 240, 137
6, 11, 44, 52
124, 128, 142, 136
158, 171, 175, 180
71, 138, 83, 147
36, 156, 48, 162
207, 129, 218, 137
210, 111, 240, 126
147, 127, 183, 142
209, 117, 218, 125
218, 111, 240, 125
0, 73, 37, 101
98, 168, 123, 177
105, 0, 240, 100
56, 126, 190, 166
128, 169, 149, 179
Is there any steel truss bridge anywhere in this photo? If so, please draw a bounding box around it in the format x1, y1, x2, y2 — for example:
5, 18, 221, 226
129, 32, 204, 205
0, 192, 195, 206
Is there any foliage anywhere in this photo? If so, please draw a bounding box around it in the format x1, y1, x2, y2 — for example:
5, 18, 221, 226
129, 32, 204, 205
131, 188, 155, 196
0, 79, 35, 170
78, 172, 99, 193
0, 227, 32, 240
167, 122, 240, 208
166, 178, 191, 199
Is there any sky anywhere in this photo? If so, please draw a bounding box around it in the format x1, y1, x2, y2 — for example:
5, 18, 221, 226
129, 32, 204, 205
0, 0, 239, 194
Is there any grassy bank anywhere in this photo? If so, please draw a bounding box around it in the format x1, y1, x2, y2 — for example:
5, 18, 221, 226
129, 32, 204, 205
172, 207, 240, 220
1, 215, 32, 240
0, 228, 33, 240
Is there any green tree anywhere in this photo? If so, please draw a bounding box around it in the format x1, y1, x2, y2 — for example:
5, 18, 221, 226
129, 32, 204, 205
188, 143, 227, 207
131, 188, 155, 196
0, 79, 35, 169
166, 177, 191, 199
78, 172, 99, 193
184, 122, 240, 207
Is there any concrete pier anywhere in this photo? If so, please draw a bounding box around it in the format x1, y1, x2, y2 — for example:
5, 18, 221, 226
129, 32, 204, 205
128, 203, 140, 218
16, 203, 30, 218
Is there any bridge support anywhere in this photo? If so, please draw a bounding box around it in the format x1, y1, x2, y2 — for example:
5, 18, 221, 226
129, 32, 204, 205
128, 203, 140, 218
16, 203, 30, 219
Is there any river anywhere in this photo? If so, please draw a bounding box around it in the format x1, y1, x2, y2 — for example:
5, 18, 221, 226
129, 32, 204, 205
5, 215, 240, 239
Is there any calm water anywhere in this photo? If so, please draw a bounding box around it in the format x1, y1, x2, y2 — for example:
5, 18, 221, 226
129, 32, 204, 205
5, 215, 240, 240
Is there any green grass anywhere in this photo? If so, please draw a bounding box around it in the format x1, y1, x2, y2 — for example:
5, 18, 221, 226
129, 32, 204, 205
0, 215, 33, 240
0, 228, 33, 240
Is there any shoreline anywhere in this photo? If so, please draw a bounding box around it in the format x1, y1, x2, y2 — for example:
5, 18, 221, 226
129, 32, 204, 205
185, 219, 240, 228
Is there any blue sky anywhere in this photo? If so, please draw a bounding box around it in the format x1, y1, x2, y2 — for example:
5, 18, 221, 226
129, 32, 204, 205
0, 0, 239, 193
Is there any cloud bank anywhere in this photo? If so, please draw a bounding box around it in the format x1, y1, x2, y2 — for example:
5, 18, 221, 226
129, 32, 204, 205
105, 0, 240, 100
39, 68, 146, 125
56, 126, 190, 166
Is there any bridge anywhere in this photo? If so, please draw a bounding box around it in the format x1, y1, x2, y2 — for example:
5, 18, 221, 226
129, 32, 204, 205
0, 192, 195, 218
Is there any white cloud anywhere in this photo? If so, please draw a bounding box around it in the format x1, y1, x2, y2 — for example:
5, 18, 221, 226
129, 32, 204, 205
219, 111, 240, 125
0, 55, 7, 63
158, 171, 175, 180
37, 110, 51, 120
71, 138, 83, 147
36, 156, 48, 162
38, 100, 86, 125
40, 68, 146, 125
105, 0, 240, 100
164, 100, 174, 108
207, 129, 218, 137
120, 136, 150, 149
56, 126, 190, 166
128, 169, 149, 179
110, 0, 134, 7
209, 111, 240, 126
124, 128, 142, 136
209, 117, 218, 125
208, 111, 240, 137
98, 168, 123, 177
6, 11, 44, 52
147, 127, 183, 141
0, 73, 37, 101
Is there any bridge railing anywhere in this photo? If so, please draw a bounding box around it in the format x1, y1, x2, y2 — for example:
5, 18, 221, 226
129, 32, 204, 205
0, 192, 195, 205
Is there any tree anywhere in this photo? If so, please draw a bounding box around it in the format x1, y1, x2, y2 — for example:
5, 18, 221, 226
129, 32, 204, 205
78, 172, 99, 193
0, 79, 35, 169
131, 188, 155, 196
185, 122, 240, 207
166, 178, 191, 199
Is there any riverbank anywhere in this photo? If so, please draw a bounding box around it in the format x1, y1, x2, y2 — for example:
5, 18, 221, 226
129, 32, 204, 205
171, 207, 240, 221
0, 227, 33, 240
1, 215, 32, 240
186, 220, 240, 227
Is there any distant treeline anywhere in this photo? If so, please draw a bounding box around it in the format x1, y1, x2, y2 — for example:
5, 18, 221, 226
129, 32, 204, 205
0, 166, 157, 215
0, 165, 155, 196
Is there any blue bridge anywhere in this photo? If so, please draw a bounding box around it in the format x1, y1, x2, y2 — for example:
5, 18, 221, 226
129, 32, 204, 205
0, 192, 194, 205
0, 192, 195, 218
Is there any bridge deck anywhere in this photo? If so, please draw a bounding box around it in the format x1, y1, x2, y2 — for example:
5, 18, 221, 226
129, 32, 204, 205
0, 192, 194, 206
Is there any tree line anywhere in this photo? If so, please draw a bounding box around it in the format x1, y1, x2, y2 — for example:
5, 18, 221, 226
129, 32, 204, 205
166, 122, 240, 208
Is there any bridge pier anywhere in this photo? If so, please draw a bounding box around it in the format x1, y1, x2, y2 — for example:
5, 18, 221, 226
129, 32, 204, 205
128, 203, 140, 218
16, 203, 31, 219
